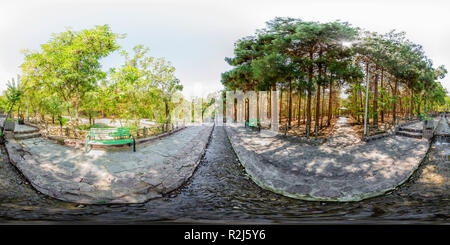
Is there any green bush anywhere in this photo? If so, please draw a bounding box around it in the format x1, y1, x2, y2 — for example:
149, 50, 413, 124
56, 116, 69, 126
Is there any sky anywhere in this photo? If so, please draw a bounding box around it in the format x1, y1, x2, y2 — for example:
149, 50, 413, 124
0, 0, 449, 99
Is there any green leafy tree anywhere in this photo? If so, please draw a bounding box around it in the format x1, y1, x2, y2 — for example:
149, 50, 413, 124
21, 25, 122, 133
1, 76, 24, 134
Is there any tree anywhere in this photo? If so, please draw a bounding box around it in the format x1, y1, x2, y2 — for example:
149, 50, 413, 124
42, 96, 64, 124
223, 18, 360, 134
222, 17, 447, 137
157, 77, 183, 127
1, 76, 24, 136
21, 25, 122, 133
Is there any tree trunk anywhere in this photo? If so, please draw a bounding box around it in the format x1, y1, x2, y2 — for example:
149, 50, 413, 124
279, 89, 283, 124
410, 89, 414, 117
288, 80, 292, 127
380, 68, 384, 123
373, 65, 378, 127
59, 118, 63, 137
306, 88, 312, 135
320, 85, 325, 129
297, 90, 301, 126
353, 86, 359, 122
233, 99, 237, 122
358, 87, 363, 124
74, 87, 80, 137
165, 100, 170, 127
267, 90, 271, 119
417, 96, 421, 115
315, 85, 321, 132
327, 80, 333, 126
399, 91, 403, 117
392, 78, 398, 124
306, 49, 314, 135
256, 91, 260, 122
303, 93, 307, 124
315, 48, 322, 133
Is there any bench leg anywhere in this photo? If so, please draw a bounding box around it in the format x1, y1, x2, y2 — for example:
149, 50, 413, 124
133, 141, 136, 152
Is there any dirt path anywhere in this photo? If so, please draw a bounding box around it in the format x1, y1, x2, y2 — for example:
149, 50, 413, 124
325, 116, 361, 148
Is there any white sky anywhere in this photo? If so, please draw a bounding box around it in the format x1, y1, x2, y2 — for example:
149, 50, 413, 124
0, 0, 449, 99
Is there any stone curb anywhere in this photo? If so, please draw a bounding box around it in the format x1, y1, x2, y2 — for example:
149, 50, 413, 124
224, 126, 431, 202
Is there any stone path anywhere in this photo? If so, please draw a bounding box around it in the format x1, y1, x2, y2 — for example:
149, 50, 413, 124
5, 125, 213, 204
324, 117, 361, 148
225, 119, 430, 202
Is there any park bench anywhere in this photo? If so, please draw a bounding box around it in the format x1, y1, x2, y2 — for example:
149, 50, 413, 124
245, 118, 260, 131
85, 127, 136, 152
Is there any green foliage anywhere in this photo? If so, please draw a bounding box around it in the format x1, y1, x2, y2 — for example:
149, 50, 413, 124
21, 25, 123, 126
17, 26, 185, 129
0, 76, 24, 113
56, 116, 69, 126
106, 45, 181, 125
222, 17, 447, 125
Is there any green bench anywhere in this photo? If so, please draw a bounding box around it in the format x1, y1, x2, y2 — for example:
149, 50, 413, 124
245, 118, 260, 131
85, 127, 136, 152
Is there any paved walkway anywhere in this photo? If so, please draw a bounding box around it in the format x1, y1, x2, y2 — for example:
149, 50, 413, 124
324, 117, 361, 148
225, 118, 430, 202
5, 125, 213, 204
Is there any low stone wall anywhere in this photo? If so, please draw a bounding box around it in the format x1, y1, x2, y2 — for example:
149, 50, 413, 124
363, 120, 422, 142
44, 126, 187, 149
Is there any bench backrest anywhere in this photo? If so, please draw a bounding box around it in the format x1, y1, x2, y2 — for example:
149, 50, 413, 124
249, 118, 259, 123
90, 127, 130, 140
248, 118, 259, 125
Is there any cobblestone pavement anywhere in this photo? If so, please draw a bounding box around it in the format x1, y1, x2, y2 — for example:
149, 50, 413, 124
5, 125, 213, 204
0, 126, 448, 223
225, 119, 430, 201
